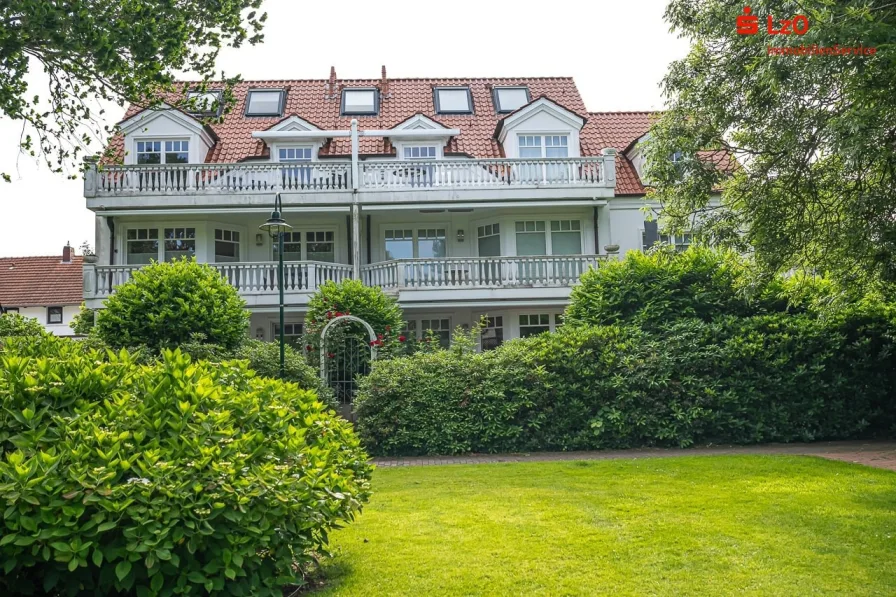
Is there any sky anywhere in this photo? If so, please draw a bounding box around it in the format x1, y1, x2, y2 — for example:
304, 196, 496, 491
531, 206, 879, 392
0, 0, 689, 257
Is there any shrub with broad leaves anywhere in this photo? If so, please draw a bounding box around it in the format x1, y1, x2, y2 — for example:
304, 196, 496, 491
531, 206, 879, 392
94, 258, 250, 352
0, 336, 372, 595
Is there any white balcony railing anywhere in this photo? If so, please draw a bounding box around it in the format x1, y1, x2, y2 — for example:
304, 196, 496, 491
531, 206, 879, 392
88, 261, 353, 299
89, 162, 352, 196
360, 255, 605, 290
84, 156, 612, 197
359, 157, 605, 190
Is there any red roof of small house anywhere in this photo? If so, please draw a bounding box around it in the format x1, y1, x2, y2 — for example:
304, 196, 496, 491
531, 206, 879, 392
0, 256, 83, 308
105, 73, 733, 197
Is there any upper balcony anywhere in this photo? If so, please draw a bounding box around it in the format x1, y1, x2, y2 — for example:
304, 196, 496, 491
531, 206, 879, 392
83, 154, 616, 210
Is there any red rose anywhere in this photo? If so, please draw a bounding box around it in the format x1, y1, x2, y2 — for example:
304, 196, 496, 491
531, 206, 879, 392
327, 352, 335, 359
377, 334, 383, 340
369, 340, 376, 346
398, 335, 406, 342
335, 312, 343, 317
305, 345, 312, 351
326, 311, 333, 319
375, 340, 383, 346
385, 325, 391, 331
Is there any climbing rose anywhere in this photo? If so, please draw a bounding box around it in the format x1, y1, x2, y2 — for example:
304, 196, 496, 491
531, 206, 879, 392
305, 344, 312, 352
385, 325, 391, 332
327, 352, 335, 359
398, 335, 406, 342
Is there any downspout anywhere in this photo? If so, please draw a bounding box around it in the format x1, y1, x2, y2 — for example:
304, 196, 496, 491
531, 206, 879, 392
592, 205, 599, 254
350, 119, 361, 279
106, 217, 115, 265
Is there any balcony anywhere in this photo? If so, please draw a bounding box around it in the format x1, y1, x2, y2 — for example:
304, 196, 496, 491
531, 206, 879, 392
83, 255, 605, 308
83, 156, 616, 209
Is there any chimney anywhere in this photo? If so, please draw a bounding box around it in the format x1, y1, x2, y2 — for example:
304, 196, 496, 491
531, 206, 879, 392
381, 65, 389, 97
328, 66, 337, 98
62, 241, 72, 264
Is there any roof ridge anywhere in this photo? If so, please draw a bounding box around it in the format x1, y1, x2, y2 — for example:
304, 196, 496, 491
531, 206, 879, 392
174, 76, 577, 84
587, 110, 661, 115
0, 255, 82, 260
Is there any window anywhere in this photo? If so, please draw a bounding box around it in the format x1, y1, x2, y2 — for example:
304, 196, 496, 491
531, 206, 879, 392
135, 140, 189, 165
402, 146, 437, 160
214, 229, 240, 263
494, 87, 530, 113
279, 147, 312, 162
434, 87, 473, 114
273, 231, 335, 261
519, 314, 550, 338
671, 151, 684, 163
126, 228, 159, 264
416, 228, 447, 258
480, 316, 504, 351
47, 306, 63, 325
550, 220, 582, 255
641, 231, 693, 252
163, 227, 196, 261
421, 318, 451, 348
341, 88, 378, 115
515, 221, 547, 256
273, 323, 303, 348
385, 229, 414, 260
2, 307, 19, 314
186, 90, 221, 116
477, 223, 501, 257
306, 231, 335, 262
274, 231, 303, 261
245, 89, 284, 117
519, 135, 568, 158
555, 313, 564, 327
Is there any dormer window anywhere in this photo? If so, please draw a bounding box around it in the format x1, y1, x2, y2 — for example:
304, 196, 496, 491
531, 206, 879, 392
245, 89, 285, 117
341, 88, 378, 116
494, 87, 530, 113
434, 87, 473, 114
186, 90, 222, 116
403, 146, 437, 160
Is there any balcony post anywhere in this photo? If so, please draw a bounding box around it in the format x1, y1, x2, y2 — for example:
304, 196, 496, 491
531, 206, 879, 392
601, 148, 617, 188
83, 156, 98, 198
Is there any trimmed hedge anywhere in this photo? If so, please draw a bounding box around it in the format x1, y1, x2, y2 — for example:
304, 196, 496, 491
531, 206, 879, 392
0, 336, 371, 595
355, 311, 896, 456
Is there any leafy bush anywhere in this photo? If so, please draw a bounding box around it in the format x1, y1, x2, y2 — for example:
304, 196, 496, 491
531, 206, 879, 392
0, 312, 46, 339
0, 336, 372, 595
565, 246, 790, 328
95, 258, 249, 352
70, 303, 97, 336
356, 312, 896, 456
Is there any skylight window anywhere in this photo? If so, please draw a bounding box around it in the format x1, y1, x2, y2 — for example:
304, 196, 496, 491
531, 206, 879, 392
434, 87, 473, 114
186, 90, 221, 116
341, 89, 378, 116
245, 89, 284, 117
494, 87, 530, 113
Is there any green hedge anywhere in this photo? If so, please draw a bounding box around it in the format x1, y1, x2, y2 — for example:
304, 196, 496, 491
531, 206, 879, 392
0, 336, 371, 595
355, 312, 896, 456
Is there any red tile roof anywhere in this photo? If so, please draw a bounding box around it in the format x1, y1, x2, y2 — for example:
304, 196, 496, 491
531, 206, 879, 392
108, 76, 696, 196
0, 256, 84, 307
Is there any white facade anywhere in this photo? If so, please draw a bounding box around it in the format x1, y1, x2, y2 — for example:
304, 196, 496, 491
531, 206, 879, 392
6, 305, 81, 337
83, 90, 681, 348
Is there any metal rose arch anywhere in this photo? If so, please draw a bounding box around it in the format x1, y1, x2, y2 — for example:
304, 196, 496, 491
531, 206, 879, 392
319, 315, 378, 413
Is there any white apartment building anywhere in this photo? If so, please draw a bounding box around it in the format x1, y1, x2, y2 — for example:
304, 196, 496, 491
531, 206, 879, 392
81, 68, 694, 348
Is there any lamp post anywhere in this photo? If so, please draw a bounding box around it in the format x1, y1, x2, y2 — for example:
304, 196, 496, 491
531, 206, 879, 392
259, 193, 292, 378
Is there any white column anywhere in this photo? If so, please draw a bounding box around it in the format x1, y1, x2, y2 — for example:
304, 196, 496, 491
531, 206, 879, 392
95, 215, 112, 264
601, 147, 617, 189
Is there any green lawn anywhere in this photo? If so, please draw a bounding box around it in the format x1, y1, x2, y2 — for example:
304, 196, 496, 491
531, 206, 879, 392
313, 456, 896, 596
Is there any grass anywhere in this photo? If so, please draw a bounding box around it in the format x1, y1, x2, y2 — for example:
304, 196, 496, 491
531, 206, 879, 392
313, 456, 896, 596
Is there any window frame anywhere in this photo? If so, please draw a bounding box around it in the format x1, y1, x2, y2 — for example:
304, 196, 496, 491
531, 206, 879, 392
401, 145, 438, 160
480, 315, 504, 351
272, 228, 337, 262
124, 227, 160, 265
493, 86, 531, 113
276, 145, 314, 162
47, 306, 63, 325
382, 225, 449, 260
134, 138, 191, 165
244, 88, 286, 117
513, 218, 583, 256
518, 134, 569, 159
518, 313, 551, 338
272, 322, 304, 347
2, 307, 19, 314
214, 228, 242, 263
340, 88, 380, 116
641, 229, 693, 252
433, 86, 473, 114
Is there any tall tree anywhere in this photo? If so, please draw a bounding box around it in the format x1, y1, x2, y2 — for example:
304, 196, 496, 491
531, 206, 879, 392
1, 1, 266, 181
647, 0, 896, 290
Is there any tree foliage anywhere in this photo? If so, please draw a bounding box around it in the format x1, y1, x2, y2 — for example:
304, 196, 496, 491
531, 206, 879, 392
0, 312, 46, 339
0, 0, 267, 181
94, 259, 249, 352
647, 0, 896, 292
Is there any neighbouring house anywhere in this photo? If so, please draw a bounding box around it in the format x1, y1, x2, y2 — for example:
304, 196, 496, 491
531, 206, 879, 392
0, 243, 84, 336
81, 67, 721, 348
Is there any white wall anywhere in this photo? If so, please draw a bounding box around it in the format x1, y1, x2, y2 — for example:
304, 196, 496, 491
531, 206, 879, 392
12, 305, 80, 336
499, 110, 582, 159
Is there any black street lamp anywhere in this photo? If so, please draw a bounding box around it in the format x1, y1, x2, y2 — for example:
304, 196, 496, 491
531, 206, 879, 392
259, 193, 292, 378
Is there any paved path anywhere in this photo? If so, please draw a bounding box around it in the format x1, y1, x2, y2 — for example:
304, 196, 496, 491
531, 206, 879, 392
373, 440, 896, 472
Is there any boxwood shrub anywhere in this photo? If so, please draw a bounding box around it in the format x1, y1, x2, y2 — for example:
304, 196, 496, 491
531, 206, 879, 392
355, 311, 896, 456
0, 336, 372, 596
